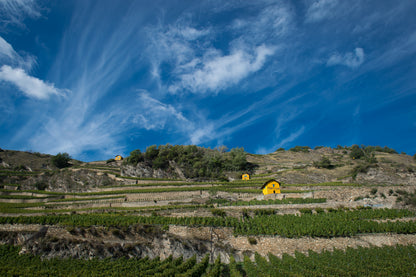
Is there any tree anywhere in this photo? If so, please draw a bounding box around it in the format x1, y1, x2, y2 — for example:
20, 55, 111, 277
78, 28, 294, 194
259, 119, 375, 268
51, 152, 71, 168
125, 149, 143, 165
289, 146, 310, 153
349, 145, 364, 160
313, 156, 333, 169
229, 147, 248, 170
144, 145, 159, 161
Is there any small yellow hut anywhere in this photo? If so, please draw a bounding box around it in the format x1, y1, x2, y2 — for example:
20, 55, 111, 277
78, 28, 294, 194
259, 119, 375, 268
242, 173, 250, 180
115, 155, 123, 161
261, 179, 281, 195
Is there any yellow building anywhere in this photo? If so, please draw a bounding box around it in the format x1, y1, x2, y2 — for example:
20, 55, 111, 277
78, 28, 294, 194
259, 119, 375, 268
115, 155, 123, 161
242, 173, 250, 180
261, 179, 281, 195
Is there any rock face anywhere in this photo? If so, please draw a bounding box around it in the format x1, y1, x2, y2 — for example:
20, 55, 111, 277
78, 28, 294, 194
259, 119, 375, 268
121, 163, 179, 179
1, 169, 116, 192
3, 224, 416, 263
354, 167, 416, 185
0, 224, 230, 262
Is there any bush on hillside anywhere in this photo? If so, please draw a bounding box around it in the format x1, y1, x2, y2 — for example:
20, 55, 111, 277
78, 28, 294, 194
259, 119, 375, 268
313, 157, 333, 169
124, 144, 252, 179
350, 163, 375, 179
124, 149, 143, 165
51, 152, 71, 168
349, 145, 364, 160
289, 146, 310, 153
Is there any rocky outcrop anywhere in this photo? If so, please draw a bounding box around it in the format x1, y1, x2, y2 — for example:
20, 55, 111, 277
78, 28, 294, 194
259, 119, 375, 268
121, 163, 178, 179
1, 169, 117, 193
354, 167, 416, 185
0, 224, 232, 262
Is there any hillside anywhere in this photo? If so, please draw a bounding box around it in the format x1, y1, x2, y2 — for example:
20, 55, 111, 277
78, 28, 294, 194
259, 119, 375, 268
1, 145, 416, 275
248, 146, 416, 185
1, 145, 415, 192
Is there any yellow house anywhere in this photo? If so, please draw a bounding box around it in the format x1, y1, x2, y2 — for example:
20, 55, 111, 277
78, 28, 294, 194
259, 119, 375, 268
115, 155, 123, 161
242, 173, 250, 180
261, 179, 281, 195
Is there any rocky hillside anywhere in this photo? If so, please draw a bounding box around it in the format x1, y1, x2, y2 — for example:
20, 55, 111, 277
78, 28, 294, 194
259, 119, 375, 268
1, 145, 416, 266
248, 146, 416, 185
1, 145, 416, 191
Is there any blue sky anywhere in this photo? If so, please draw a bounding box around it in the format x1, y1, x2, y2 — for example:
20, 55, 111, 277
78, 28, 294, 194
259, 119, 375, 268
0, 0, 415, 161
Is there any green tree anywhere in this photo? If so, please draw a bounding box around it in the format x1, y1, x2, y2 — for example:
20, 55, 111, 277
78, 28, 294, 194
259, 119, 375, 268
349, 145, 364, 160
313, 156, 333, 169
145, 145, 159, 161
229, 147, 248, 170
51, 152, 71, 168
289, 146, 310, 153
125, 149, 143, 165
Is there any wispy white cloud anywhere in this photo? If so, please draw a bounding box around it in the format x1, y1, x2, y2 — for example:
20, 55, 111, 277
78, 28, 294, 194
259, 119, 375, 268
133, 92, 189, 130
147, 23, 211, 82
189, 124, 215, 145
0, 35, 36, 70
0, 36, 16, 60
327, 48, 365, 68
169, 44, 275, 94
305, 0, 339, 22
132, 91, 216, 145
231, 4, 293, 41
0, 65, 66, 99
277, 126, 306, 147
147, 4, 285, 95
25, 2, 154, 159
0, 0, 41, 30
29, 110, 123, 160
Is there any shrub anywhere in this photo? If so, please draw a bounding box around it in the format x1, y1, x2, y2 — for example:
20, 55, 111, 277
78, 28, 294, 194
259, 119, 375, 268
313, 157, 333, 169
35, 181, 48, 190
211, 208, 226, 217
395, 190, 416, 208
144, 145, 159, 161
299, 208, 313, 214
370, 188, 378, 195
242, 209, 250, 218
51, 152, 71, 168
350, 163, 374, 179
349, 145, 364, 160
289, 146, 310, 153
111, 229, 124, 239
248, 237, 257, 245
13, 165, 27, 171
254, 209, 275, 216
124, 149, 143, 165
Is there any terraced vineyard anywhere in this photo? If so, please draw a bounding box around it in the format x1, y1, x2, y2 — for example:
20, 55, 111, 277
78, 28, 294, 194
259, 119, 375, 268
1, 148, 416, 275
1, 244, 415, 276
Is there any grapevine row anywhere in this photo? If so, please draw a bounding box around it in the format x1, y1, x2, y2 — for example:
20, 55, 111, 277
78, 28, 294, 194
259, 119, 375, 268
0, 208, 414, 238
1, 244, 415, 276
